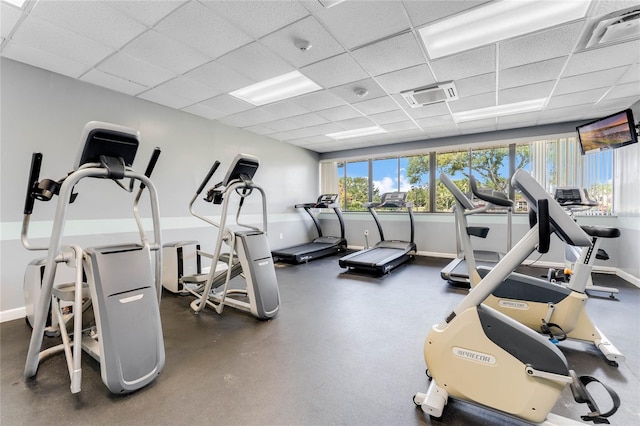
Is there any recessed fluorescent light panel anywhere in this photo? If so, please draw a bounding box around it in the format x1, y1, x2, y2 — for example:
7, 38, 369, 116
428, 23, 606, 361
229, 71, 321, 106
319, 0, 346, 8
326, 126, 387, 140
419, 0, 591, 59
453, 99, 546, 123
2, 0, 27, 7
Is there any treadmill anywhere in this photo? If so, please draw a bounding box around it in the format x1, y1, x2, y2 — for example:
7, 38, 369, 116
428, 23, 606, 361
338, 192, 416, 275
440, 173, 513, 287
271, 194, 347, 264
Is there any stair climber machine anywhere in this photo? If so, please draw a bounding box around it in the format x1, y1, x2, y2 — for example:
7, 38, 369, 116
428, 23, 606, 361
180, 154, 280, 320
441, 172, 625, 367
440, 173, 513, 286
338, 192, 416, 275
547, 187, 620, 299
414, 169, 621, 425
271, 194, 347, 264
21, 121, 164, 394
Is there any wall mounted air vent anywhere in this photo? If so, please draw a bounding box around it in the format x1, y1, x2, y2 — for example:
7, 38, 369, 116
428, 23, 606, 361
400, 82, 458, 108
577, 6, 640, 51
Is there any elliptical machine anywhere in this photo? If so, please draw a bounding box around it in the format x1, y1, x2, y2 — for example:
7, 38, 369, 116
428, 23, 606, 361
21, 121, 164, 394
414, 169, 620, 424
440, 172, 624, 366
181, 154, 280, 320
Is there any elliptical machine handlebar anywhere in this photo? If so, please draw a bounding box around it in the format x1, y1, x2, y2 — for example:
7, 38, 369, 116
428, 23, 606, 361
139, 147, 162, 190
196, 161, 221, 196
24, 152, 43, 215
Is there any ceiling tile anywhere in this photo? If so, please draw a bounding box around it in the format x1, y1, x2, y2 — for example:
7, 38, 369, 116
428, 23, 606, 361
334, 117, 376, 130
105, 1, 187, 27
496, 111, 544, 127
218, 108, 280, 128
405, 0, 491, 28
458, 118, 497, 132
204, 0, 309, 39
315, 105, 364, 122
147, 77, 220, 104
31, 0, 146, 49
154, 1, 252, 59
217, 42, 294, 82
546, 88, 610, 110
98, 52, 176, 87
499, 81, 555, 105
122, 30, 210, 75
430, 45, 496, 81
287, 112, 329, 127
617, 64, 639, 84
261, 100, 309, 119
184, 61, 254, 93
499, 21, 585, 70
369, 110, 412, 125
312, 0, 410, 49
260, 16, 344, 68
274, 127, 319, 141
330, 78, 387, 104
374, 64, 437, 95
300, 53, 368, 89
351, 32, 424, 76
199, 94, 254, 115
601, 81, 640, 101
243, 125, 277, 135
80, 69, 147, 96
563, 39, 640, 77
454, 73, 495, 98
499, 57, 567, 90
415, 114, 456, 129
381, 121, 419, 133
448, 92, 496, 113
263, 119, 302, 132
1, 3, 22, 39
306, 122, 344, 135
352, 96, 400, 115
595, 95, 640, 112
292, 90, 346, 111
182, 103, 229, 120
1, 40, 88, 78
11, 15, 114, 66
588, 0, 640, 17
137, 88, 193, 110
554, 66, 629, 95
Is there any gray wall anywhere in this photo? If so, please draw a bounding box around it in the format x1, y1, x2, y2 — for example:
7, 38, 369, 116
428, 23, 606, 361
0, 58, 320, 319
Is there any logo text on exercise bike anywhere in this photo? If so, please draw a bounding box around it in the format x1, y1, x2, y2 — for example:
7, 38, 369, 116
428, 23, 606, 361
498, 300, 529, 310
452, 347, 496, 365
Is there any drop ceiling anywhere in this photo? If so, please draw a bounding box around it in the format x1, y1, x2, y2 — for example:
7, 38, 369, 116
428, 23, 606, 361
1, 0, 639, 154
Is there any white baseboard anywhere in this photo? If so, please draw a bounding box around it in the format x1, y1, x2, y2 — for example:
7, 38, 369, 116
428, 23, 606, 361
0, 307, 25, 323
617, 269, 640, 288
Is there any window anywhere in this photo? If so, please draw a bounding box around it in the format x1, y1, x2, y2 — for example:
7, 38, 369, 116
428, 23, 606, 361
326, 136, 616, 215
405, 155, 430, 212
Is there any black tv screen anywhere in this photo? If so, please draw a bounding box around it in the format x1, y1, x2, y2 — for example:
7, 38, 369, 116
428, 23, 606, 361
576, 109, 637, 154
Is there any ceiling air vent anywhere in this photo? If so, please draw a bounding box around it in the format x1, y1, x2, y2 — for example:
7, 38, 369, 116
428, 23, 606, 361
400, 81, 458, 108
578, 6, 640, 51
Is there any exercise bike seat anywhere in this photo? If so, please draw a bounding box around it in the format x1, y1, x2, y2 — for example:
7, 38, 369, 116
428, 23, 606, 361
579, 225, 620, 239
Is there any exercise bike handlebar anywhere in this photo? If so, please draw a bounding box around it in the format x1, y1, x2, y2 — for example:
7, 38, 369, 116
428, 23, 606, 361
24, 152, 43, 215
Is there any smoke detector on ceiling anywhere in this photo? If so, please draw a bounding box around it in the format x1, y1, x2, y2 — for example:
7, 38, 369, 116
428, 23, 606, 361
578, 6, 640, 51
400, 81, 458, 108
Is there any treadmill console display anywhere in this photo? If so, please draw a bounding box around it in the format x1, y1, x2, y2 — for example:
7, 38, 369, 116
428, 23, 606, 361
318, 194, 338, 204
553, 187, 596, 207
381, 192, 407, 206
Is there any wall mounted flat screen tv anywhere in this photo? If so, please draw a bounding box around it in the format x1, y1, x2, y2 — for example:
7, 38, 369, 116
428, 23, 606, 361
576, 109, 638, 154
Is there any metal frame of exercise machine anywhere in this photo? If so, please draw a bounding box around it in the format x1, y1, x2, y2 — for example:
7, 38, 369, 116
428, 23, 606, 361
440, 173, 513, 286
184, 154, 280, 320
21, 121, 164, 394
441, 172, 624, 366
271, 194, 347, 264
414, 169, 620, 424
338, 192, 416, 275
